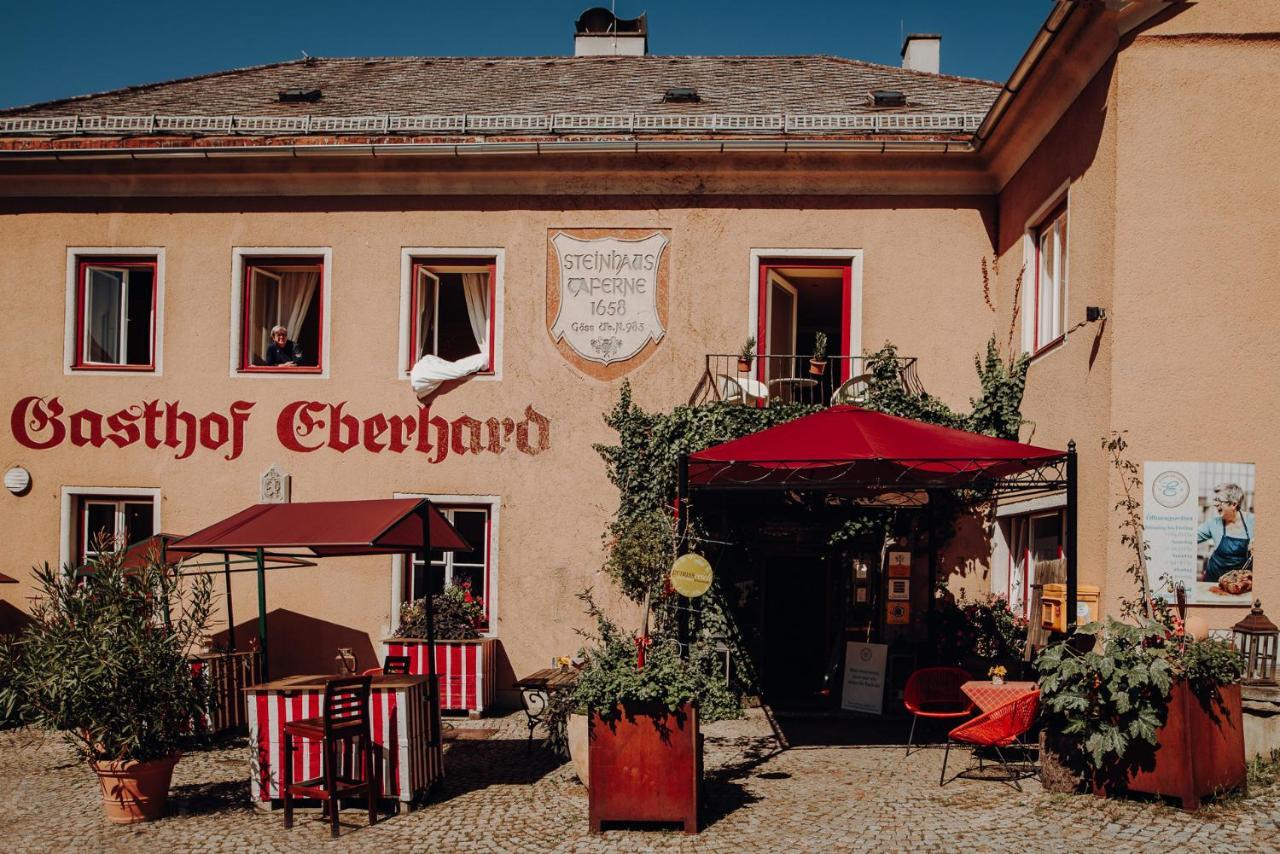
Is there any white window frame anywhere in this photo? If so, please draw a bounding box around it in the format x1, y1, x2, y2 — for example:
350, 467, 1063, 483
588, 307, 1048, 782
747, 248, 863, 362
1021, 184, 1071, 359
59, 486, 161, 570
229, 247, 332, 379
389, 492, 500, 639
64, 247, 166, 376
398, 248, 505, 382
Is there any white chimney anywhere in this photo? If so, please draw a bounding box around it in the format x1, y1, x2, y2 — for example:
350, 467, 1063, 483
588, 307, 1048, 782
574, 7, 648, 56
901, 33, 941, 75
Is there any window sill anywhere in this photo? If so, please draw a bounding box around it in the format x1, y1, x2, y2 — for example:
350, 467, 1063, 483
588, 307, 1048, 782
238, 366, 324, 375
72, 363, 157, 374
1028, 334, 1066, 365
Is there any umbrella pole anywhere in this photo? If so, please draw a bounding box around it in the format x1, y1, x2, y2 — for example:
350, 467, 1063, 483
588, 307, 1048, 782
256, 547, 269, 680
1066, 441, 1078, 631
224, 554, 237, 652
419, 505, 439, 748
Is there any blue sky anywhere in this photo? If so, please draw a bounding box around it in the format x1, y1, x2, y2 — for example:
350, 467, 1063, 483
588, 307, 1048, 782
1, 1, 1052, 110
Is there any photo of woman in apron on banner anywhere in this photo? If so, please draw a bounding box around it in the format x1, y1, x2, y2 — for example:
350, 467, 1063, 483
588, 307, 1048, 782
1197, 482, 1255, 591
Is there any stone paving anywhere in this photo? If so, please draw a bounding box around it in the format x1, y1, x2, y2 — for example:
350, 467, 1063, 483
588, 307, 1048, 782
3, 709, 1278, 853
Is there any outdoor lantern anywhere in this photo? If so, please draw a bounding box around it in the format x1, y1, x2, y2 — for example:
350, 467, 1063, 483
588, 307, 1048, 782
1232, 599, 1279, 686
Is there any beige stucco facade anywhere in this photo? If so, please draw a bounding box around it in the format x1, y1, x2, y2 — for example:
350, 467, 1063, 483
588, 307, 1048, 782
2, 0, 1277, 700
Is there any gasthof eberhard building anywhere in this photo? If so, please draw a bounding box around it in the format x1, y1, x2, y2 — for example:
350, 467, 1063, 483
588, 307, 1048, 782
2, 1, 1277, 710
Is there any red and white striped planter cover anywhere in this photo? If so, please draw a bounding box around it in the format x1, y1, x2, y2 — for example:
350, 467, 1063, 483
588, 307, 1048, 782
246, 675, 443, 804
385, 637, 497, 717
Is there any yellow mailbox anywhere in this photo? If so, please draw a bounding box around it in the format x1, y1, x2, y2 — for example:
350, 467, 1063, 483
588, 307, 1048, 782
1041, 583, 1101, 632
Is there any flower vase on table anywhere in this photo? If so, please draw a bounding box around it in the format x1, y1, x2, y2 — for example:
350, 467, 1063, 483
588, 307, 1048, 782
988, 664, 1007, 686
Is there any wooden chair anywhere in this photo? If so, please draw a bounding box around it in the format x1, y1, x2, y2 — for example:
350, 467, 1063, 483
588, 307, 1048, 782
382, 655, 411, 675
282, 675, 379, 838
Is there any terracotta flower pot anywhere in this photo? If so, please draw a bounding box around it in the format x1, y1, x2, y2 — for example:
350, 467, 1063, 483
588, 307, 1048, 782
90, 753, 180, 824
737, 357, 752, 373
567, 712, 590, 788
808, 358, 827, 376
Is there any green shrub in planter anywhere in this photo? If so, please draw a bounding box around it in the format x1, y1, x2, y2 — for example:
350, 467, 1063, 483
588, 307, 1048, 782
1036, 619, 1243, 771
13, 545, 214, 764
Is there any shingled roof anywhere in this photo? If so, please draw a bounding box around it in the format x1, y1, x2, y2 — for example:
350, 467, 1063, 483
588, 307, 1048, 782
0, 55, 1000, 147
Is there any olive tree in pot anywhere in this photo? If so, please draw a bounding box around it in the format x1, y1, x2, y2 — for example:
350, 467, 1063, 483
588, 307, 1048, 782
11, 541, 213, 823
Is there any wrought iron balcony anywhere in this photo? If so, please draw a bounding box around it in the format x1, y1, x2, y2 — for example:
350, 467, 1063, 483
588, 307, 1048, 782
688, 353, 923, 407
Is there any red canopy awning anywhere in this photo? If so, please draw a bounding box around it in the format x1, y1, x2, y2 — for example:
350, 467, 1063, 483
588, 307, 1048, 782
172, 498, 470, 556
688, 405, 1065, 490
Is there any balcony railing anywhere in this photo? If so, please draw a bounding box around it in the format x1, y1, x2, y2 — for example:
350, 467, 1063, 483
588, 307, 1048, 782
688, 354, 923, 407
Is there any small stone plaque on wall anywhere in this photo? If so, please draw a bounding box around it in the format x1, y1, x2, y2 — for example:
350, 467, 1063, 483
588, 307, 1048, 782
261, 465, 291, 503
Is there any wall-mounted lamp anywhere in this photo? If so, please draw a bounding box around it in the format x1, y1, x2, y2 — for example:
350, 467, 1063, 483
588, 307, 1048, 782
1086, 306, 1107, 323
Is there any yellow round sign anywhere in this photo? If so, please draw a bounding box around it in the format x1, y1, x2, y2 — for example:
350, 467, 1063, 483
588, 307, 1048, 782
669, 553, 713, 598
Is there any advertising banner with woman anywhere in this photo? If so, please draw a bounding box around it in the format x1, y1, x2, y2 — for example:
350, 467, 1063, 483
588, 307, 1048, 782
1144, 461, 1256, 605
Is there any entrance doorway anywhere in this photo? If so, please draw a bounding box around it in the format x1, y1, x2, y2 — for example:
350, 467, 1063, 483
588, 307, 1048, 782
757, 262, 851, 386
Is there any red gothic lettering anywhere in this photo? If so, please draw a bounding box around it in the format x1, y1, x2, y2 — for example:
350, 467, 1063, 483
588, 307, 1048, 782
226, 401, 254, 461
363, 414, 389, 453
484, 418, 505, 454
70, 409, 105, 448
516, 405, 551, 456
200, 412, 228, 453
164, 402, 198, 460
328, 403, 360, 453
105, 407, 142, 448
387, 414, 416, 453
276, 401, 327, 452
415, 406, 450, 464
10, 396, 65, 449
142, 400, 164, 449
451, 415, 482, 455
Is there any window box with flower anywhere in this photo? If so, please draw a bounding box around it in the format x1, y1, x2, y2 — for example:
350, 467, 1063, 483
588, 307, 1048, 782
385, 580, 497, 718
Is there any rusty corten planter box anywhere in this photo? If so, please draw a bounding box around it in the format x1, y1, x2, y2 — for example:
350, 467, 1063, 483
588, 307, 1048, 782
588, 702, 701, 834
1099, 681, 1246, 811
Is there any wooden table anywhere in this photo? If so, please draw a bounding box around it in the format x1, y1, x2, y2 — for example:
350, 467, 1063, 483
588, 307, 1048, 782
514, 667, 580, 750
246, 673, 443, 805
961, 680, 1037, 713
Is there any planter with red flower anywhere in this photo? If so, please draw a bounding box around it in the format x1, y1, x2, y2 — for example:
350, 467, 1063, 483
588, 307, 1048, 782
386, 581, 496, 717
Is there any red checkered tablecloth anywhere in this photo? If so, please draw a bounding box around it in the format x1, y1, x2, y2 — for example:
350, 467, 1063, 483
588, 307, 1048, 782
961, 680, 1037, 713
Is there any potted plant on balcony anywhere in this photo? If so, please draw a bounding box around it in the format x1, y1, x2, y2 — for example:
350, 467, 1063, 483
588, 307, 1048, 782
1036, 618, 1246, 810
737, 336, 756, 373
9, 540, 213, 823
386, 578, 496, 717
808, 332, 828, 376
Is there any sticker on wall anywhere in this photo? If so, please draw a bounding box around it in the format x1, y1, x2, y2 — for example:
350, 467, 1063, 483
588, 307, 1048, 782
547, 228, 671, 380
887, 550, 912, 578
886, 602, 910, 625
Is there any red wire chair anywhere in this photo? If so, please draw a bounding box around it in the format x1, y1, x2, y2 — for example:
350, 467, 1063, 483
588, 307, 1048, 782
903, 667, 975, 756
941, 689, 1040, 790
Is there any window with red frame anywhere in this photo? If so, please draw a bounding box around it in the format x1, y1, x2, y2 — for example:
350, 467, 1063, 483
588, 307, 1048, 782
407, 260, 495, 373
408, 506, 491, 628
76, 496, 156, 566
1006, 509, 1064, 618
239, 258, 323, 371
1031, 202, 1068, 353
74, 258, 157, 369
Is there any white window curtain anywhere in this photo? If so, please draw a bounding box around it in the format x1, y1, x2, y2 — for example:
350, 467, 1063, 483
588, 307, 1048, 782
280, 270, 319, 348
409, 271, 490, 400
461, 272, 490, 367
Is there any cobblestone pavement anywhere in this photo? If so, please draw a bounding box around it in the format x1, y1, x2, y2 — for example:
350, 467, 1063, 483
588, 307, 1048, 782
3, 710, 1278, 853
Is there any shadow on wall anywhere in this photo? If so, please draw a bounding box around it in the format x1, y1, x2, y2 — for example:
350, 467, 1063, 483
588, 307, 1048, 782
0, 600, 34, 636
211, 608, 378, 677
940, 509, 994, 585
